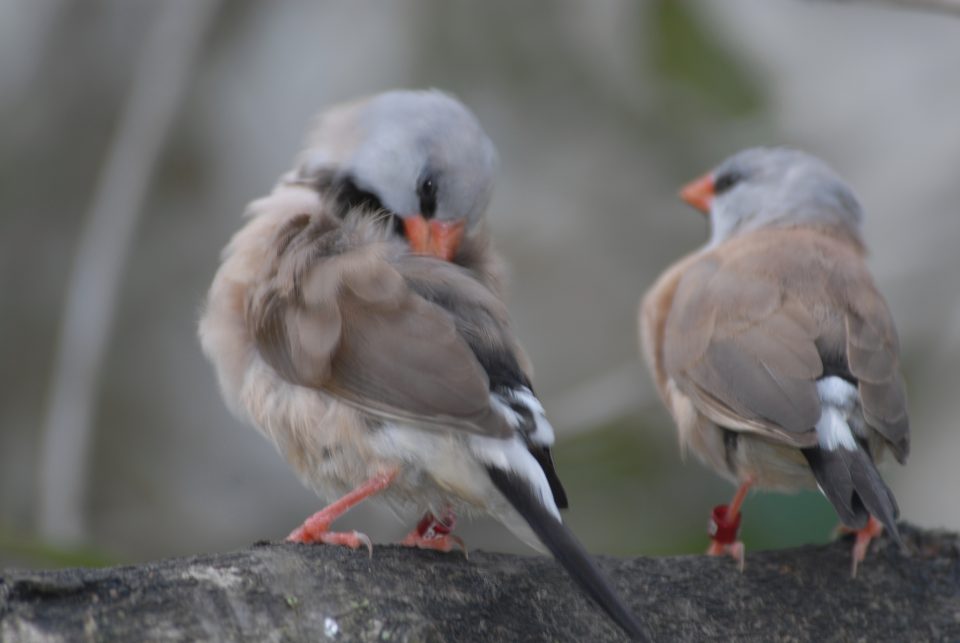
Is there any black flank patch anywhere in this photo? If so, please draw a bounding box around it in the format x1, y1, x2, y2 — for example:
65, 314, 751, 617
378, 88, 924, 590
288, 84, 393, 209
722, 428, 739, 475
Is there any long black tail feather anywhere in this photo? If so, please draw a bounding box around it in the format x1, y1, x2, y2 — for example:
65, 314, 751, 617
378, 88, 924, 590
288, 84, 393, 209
802, 445, 902, 547
486, 466, 647, 641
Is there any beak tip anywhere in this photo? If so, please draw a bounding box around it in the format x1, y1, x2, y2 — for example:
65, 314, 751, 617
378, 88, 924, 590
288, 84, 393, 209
402, 215, 466, 261
679, 172, 715, 215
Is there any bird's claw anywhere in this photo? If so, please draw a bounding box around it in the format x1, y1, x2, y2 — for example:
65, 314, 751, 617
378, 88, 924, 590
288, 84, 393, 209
287, 521, 374, 557
400, 509, 468, 558
400, 532, 468, 558
707, 539, 745, 572
846, 516, 884, 578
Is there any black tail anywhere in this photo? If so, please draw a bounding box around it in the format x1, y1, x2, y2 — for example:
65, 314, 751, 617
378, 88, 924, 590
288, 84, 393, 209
802, 445, 902, 547
486, 466, 647, 641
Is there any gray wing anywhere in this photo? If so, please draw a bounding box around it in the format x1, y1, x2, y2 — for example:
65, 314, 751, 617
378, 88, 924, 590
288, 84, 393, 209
842, 277, 910, 461
248, 214, 514, 438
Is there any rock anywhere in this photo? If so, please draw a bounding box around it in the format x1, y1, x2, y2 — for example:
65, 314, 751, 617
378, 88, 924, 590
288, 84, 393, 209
1, 523, 958, 641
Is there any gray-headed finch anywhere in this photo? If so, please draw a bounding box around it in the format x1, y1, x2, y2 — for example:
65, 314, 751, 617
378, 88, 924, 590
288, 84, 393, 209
200, 90, 645, 639
640, 148, 908, 576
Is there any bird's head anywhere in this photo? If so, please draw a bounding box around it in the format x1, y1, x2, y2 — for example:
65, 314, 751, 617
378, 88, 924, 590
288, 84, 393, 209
290, 89, 497, 261
680, 147, 864, 246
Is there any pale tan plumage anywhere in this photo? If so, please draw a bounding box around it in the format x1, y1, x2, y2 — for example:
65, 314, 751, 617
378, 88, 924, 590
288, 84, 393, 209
200, 172, 529, 535
642, 225, 906, 488
200, 90, 644, 638
640, 147, 909, 573
250, 213, 518, 440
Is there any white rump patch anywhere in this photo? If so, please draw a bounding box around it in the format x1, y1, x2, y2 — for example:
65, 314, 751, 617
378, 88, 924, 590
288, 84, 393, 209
489, 394, 522, 428
490, 387, 556, 447
510, 387, 545, 415
817, 376, 857, 409
815, 377, 858, 451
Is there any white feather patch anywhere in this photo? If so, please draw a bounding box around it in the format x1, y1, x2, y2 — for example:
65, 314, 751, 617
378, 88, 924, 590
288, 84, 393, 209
816, 408, 857, 451
489, 394, 522, 428
511, 388, 545, 415
817, 376, 857, 409
527, 413, 556, 447
510, 388, 556, 446
469, 434, 562, 521
815, 377, 858, 451
490, 387, 556, 447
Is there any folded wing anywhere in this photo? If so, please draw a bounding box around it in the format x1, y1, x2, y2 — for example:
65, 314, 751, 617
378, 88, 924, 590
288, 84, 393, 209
663, 228, 908, 457
247, 214, 513, 438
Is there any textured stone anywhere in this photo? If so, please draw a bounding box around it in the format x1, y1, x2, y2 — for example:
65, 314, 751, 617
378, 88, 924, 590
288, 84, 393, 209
1, 524, 958, 642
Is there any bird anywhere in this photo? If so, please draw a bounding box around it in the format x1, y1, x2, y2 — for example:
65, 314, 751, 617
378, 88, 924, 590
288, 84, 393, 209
639, 147, 909, 576
199, 89, 645, 639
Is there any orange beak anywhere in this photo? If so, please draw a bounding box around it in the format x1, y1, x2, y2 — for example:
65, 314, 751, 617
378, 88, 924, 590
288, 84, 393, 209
402, 215, 466, 261
679, 172, 715, 214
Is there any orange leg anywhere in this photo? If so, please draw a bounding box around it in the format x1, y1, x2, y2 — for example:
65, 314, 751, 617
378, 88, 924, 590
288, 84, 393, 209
706, 478, 753, 572
400, 507, 467, 558
287, 469, 399, 556
840, 515, 884, 578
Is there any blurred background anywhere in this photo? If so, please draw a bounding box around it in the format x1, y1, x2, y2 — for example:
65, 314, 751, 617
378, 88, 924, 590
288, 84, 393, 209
2, 0, 959, 569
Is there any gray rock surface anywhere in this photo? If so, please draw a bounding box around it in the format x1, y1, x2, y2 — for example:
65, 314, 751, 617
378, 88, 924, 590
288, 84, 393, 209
1, 524, 958, 642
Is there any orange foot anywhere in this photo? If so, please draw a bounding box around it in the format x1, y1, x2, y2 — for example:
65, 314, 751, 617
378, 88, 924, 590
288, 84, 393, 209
288, 521, 372, 555
400, 509, 468, 558
839, 516, 884, 578
286, 470, 398, 557
707, 539, 745, 572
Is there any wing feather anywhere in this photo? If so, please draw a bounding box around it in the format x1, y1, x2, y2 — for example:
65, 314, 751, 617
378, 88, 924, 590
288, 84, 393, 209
248, 214, 514, 438
661, 227, 908, 456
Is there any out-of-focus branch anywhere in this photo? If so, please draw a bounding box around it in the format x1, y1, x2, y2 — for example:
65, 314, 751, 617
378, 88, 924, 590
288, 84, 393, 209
810, 0, 960, 16
37, 0, 222, 545
0, 0, 69, 107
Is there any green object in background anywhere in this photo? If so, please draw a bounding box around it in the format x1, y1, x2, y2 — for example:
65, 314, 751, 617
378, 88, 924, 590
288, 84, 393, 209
555, 416, 671, 489
0, 526, 119, 569
555, 415, 840, 557
649, 0, 763, 118
740, 490, 838, 550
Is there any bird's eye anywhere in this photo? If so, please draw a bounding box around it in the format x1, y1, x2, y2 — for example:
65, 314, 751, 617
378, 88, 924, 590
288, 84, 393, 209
420, 178, 436, 197
713, 171, 742, 195
418, 175, 438, 218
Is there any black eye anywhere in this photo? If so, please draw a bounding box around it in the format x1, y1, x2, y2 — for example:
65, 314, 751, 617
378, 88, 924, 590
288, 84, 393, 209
420, 178, 436, 196
418, 175, 438, 219
713, 171, 742, 195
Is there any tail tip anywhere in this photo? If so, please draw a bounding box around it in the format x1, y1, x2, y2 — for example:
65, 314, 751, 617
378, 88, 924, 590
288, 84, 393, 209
884, 520, 905, 550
